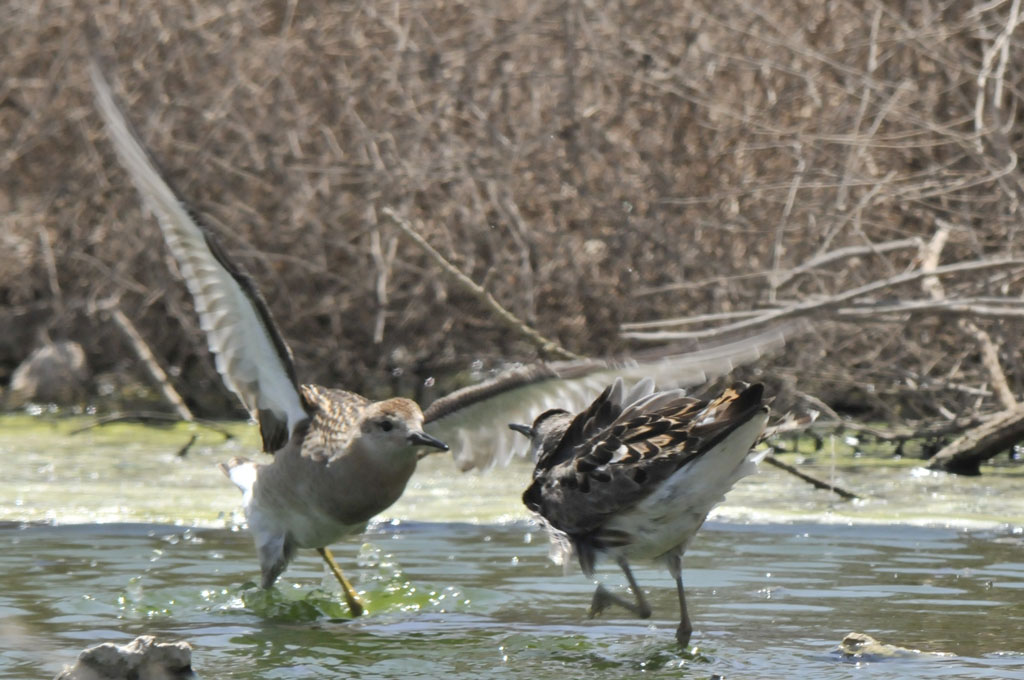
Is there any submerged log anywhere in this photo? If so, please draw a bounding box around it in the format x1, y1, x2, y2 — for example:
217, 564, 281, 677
927, 406, 1024, 475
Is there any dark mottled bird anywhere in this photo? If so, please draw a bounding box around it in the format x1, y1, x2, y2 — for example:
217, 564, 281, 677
510, 378, 769, 646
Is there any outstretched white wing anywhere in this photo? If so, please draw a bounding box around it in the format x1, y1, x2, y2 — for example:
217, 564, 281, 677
90, 60, 308, 452
424, 323, 799, 471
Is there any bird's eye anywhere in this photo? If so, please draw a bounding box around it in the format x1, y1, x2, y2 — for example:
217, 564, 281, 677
378, 420, 394, 432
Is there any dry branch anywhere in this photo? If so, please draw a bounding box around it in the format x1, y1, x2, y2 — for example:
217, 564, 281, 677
69, 411, 233, 440
763, 455, 860, 501
624, 298, 1024, 336
383, 207, 581, 361
920, 224, 1016, 411
107, 307, 193, 421
623, 259, 1024, 342
928, 406, 1024, 475
633, 237, 922, 298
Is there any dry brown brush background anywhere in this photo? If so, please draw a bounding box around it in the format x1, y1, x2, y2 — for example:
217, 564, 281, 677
4, 0, 1024, 466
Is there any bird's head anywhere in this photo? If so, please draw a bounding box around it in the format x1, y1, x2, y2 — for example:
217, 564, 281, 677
362, 398, 449, 455
508, 408, 572, 463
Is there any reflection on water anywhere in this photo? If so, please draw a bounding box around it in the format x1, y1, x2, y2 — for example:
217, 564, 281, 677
1, 521, 1023, 679
1, 417, 1024, 678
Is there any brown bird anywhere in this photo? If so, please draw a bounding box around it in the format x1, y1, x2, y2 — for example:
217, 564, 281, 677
510, 378, 769, 646
89, 60, 449, 616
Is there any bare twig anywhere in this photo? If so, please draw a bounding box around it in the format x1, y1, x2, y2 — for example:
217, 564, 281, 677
624, 297, 1024, 339
637, 237, 922, 297
763, 454, 861, 501
108, 307, 194, 421
975, 0, 1023, 140
69, 411, 233, 439
383, 207, 581, 361
623, 258, 1024, 342
369, 210, 399, 344
769, 144, 805, 302
37, 226, 64, 318
920, 223, 1016, 410
622, 309, 765, 331
774, 237, 921, 289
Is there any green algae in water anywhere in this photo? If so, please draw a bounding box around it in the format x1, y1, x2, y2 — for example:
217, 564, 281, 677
4, 414, 1024, 527
239, 584, 354, 622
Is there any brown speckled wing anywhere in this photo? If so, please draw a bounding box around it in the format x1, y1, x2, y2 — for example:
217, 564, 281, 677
298, 385, 369, 463
525, 383, 766, 537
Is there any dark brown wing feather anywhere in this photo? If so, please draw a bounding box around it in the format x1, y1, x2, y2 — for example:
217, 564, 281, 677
524, 383, 766, 537
533, 382, 620, 472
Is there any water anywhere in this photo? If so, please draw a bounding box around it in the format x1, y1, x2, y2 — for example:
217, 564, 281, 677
2, 416, 1023, 678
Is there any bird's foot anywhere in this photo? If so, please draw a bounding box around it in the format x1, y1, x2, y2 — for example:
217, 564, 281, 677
588, 585, 614, 619
675, 621, 693, 648
344, 593, 366, 617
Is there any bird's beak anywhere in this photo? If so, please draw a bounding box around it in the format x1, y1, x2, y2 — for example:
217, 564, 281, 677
508, 423, 533, 438
407, 430, 449, 451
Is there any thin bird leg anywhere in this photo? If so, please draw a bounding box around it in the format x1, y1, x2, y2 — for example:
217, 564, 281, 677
666, 552, 692, 647
316, 547, 365, 616
588, 556, 652, 620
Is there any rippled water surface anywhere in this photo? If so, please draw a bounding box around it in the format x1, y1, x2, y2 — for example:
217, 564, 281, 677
2, 416, 1023, 678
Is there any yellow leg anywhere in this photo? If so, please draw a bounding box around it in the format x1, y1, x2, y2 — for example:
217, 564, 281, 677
316, 547, 365, 616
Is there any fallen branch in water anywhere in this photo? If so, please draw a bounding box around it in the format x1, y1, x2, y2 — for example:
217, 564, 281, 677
758, 409, 860, 500
70, 411, 234, 441
927, 406, 1024, 475
105, 304, 195, 421
763, 454, 861, 501
176, 433, 199, 458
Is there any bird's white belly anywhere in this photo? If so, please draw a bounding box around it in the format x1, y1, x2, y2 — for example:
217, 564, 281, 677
245, 483, 368, 550
282, 506, 367, 549
600, 438, 765, 563
601, 498, 710, 562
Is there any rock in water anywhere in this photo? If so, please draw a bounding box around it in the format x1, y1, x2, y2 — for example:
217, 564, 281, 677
8, 340, 88, 406
836, 632, 951, 661
54, 635, 196, 680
